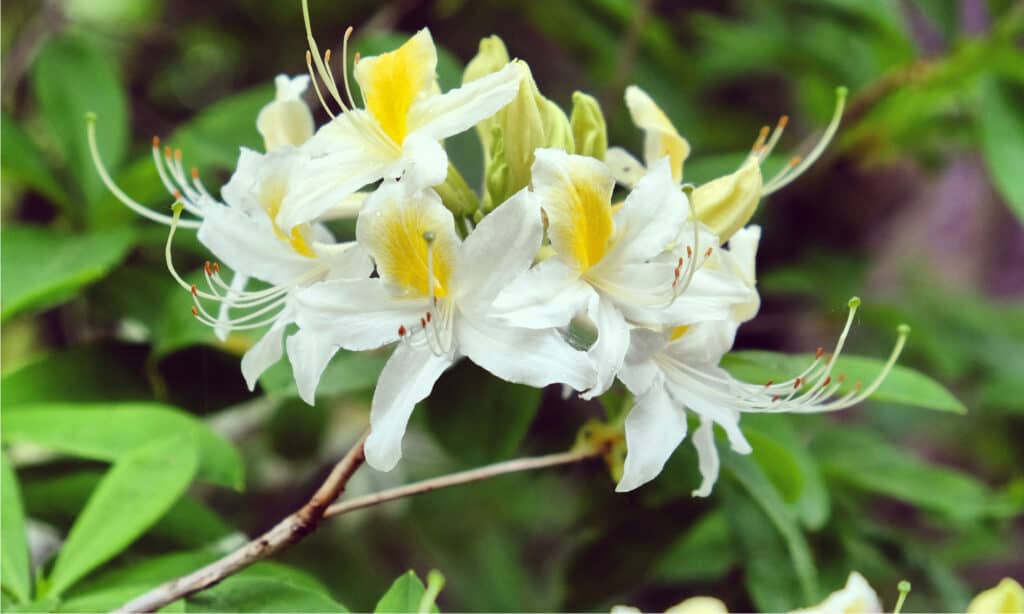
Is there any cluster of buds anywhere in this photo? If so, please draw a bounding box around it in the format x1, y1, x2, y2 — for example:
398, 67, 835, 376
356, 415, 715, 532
89, 0, 907, 495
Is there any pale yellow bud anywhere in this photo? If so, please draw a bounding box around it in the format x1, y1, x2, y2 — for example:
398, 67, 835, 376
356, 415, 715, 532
690, 159, 763, 243
665, 596, 729, 614
570, 91, 607, 160
967, 578, 1024, 614
257, 75, 314, 152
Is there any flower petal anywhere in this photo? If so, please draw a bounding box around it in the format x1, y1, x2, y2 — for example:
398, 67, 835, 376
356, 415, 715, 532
617, 382, 688, 492
624, 85, 690, 183
398, 132, 449, 191
452, 188, 543, 308
294, 278, 430, 351
214, 272, 249, 341
604, 156, 688, 265
286, 327, 340, 405
354, 29, 438, 145
531, 148, 616, 272
491, 258, 591, 330
604, 146, 646, 188
240, 311, 291, 390
197, 202, 313, 285
665, 368, 751, 455
690, 417, 720, 498
365, 343, 454, 471
584, 295, 631, 397
409, 62, 524, 141
457, 316, 594, 392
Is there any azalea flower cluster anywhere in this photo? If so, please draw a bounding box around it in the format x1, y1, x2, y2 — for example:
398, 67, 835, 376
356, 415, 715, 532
89, 2, 908, 495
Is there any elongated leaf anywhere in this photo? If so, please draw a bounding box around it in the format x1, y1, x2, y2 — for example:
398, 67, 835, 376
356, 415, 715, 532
2, 403, 244, 490
0, 225, 136, 321
1, 453, 32, 604
1, 113, 70, 209
977, 75, 1024, 220
725, 454, 818, 605
374, 570, 439, 614
722, 350, 966, 413
810, 428, 1008, 521
426, 361, 543, 466
47, 436, 199, 596
32, 34, 127, 214
185, 563, 347, 613
1, 344, 150, 406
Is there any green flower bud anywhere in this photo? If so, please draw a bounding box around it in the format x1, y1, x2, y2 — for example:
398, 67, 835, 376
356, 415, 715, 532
569, 91, 607, 159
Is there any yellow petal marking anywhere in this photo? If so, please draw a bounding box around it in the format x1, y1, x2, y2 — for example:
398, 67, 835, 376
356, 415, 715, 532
549, 177, 614, 272
375, 205, 452, 298
362, 35, 434, 145
670, 324, 690, 341
261, 180, 316, 259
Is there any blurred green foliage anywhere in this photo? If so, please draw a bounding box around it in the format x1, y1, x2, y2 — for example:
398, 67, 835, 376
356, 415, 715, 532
1, 0, 1022, 612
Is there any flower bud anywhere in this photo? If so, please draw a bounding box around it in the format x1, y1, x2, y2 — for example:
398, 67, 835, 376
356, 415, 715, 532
967, 578, 1024, 614
570, 91, 607, 160
691, 158, 763, 243
257, 75, 315, 152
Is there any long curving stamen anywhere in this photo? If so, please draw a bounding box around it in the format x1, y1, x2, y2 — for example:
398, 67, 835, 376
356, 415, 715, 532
87, 114, 200, 229
306, 50, 337, 118
341, 26, 358, 110
762, 86, 847, 195
301, 0, 349, 113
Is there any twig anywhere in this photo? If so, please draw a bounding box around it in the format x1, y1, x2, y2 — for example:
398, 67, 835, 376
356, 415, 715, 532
324, 447, 602, 519
115, 430, 370, 613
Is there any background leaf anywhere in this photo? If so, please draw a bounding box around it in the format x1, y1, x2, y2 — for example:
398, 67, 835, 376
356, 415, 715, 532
1, 453, 33, 604
46, 436, 199, 596
0, 225, 136, 322
0, 113, 71, 210
976, 75, 1024, 220
1, 403, 244, 490
184, 564, 348, 613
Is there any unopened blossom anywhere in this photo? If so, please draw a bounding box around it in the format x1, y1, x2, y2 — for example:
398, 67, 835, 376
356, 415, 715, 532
790, 572, 882, 614
279, 6, 524, 231
605, 86, 846, 242
257, 74, 316, 151
617, 226, 909, 495
967, 578, 1024, 614
293, 180, 594, 470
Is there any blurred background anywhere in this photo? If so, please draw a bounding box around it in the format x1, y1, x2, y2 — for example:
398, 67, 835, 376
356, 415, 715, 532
2, 0, 1022, 611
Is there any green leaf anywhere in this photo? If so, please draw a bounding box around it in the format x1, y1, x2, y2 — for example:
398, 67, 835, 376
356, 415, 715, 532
46, 436, 199, 596
1, 453, 32, 604
374, 570, 440, 614
425, 361, 543, 466
1, 344, 150, 406
0, 113, 71, 209
724, 453, 818, 606
977, 75, 1024, 220
185, 564, 348, 613
811, 427, 1006, 521
653, 509, 736, 583
0, 225, 136, 322
2, 403, 244, 490
722, 350, 966, 413
32, 34, 127, 213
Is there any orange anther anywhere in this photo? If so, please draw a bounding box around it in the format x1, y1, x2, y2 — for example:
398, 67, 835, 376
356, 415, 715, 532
815, 347, 824, 359
212, 262, 220, 273
152, 136, 160, 148
164, 146, 172, 158
794, 377, 802, 389
174, 149, 182, 161
190, 284, 198, 295
765, 380, 774, 387
191, 167, 199, 179
191, 306, 199, 316
771, 395, 780, 402
777, 115, 789, 129
425, 311, 432, 323
398, 325, 406, 337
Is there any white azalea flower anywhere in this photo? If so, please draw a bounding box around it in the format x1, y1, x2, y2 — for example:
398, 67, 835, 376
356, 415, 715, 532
257, 74, 316, 152
293, 180, 595, 471
790, 572, 882, 614
616, 228, 909, 495
605, 85, 846, 242
494, 148, 747, 397
278, 4, 524, 231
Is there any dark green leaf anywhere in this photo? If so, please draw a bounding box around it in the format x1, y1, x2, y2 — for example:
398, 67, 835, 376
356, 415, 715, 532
46, 436, 199, 596
977, 75, 1024, 220
722, 350, 966, 413
810, 428, 1008, 521
0, 113, 70, 209
0, 225, 136, 322
2, 403, 244, 490
0, 344, 151, 406
652, 509, 736, 582
425, 360, 542, 466
185, 563, 347, 613
32, 34, 127, 214
1, 453, 32, 604
724, 453, 818, 605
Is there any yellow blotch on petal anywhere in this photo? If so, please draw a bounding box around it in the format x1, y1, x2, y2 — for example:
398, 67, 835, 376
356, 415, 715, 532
625, 85, 690, 183
549, 178, 614, 272
357, 29, 437, 145
375, 206, 453, 298
261, 178, 317, 259
967, 578, 1024, 614
670, 324, 690, 341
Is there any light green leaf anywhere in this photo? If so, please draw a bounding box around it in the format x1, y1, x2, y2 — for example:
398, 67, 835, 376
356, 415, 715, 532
374, 570, 440, 614
425, 361, 542, 466
185, 564, 347, 613
0, 225, 136, 322
46, 436, 199, 596
725, 453, 818, 605
1, 344, 150, 406
31, 34, 127, 213
2, 403, 244, 490
722, 350, 966, 413
1, 453, 32, 604
1, 113, 70, 210
977, 75, 1024, 220
811, 428, 1010, 522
